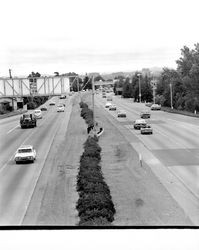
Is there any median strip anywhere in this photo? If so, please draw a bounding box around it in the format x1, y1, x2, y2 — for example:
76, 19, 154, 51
76, 101, 115, 226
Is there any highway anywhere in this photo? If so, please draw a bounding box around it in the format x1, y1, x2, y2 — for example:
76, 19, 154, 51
96, 93, 199, 225
0, 96, 73, 225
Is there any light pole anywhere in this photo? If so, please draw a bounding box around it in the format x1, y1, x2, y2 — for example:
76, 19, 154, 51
137, 73, 141, 103
170, 82, 173, 109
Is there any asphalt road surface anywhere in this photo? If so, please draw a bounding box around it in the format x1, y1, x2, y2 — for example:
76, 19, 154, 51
0, 96, 72, 225
96, 92, 199, 225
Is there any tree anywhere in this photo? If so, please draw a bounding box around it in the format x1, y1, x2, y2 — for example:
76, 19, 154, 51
83, 75, 92, 90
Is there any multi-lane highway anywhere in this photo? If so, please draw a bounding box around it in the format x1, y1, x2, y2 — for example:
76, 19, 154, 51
96, 93, 199, 225
0, 96, 73, 225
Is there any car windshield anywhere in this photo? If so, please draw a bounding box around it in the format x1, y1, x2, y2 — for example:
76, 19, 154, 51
58, 104, 63, 107
35, 111, 41, 113
18, 148, 32, 153
23, 114, 30, 118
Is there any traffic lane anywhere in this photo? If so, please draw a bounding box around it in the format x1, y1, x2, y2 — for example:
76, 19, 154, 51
98, 96, 199, 199
0, 104, 71, 225
113, 95, 199, 126
0, 104, 56, 170
0, 97, 70, 170
97, 94, 199, 223
0, 95, 65, 134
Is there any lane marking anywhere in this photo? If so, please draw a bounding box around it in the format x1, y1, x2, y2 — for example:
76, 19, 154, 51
7, 125, 19, 134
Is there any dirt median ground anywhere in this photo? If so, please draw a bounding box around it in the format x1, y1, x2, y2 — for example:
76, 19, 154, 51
23, 95, 87, 225
92, 95, 192, 226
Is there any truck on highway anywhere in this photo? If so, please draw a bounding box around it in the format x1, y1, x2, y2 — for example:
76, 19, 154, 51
20, 114, 37, 128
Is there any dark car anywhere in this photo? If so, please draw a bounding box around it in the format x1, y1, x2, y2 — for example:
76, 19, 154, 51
140, 110, 151, 119
40, 106, 47, 111
141, 125, 153, 134
20, 113, 37, 128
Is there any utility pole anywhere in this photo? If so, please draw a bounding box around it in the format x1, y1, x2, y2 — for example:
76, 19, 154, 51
137, 73, 141, 103
9, 69, 15, 110
92, 76, 96, 133
170, 83, 173, 109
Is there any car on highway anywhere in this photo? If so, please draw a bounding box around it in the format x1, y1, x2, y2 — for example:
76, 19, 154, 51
14, 145, 36, 164
34, 109, 42, 119
57, 104, 65, 112
134, 119, 147, 129
109, 104, 117, 111
107, 97, 113, 101
117, 110, 127, 117
140, 110, 151, 119
151, 104, 161, 110
140, 124, 153, 134
40, 106, 47, 111
49, 101, 56, 105
145, 102, 153, 107
20, 113, 37, 128
105, 102, 112, 108
60, 95, 67, 99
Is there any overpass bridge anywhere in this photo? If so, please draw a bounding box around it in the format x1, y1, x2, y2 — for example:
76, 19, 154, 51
0, 76, 70, 98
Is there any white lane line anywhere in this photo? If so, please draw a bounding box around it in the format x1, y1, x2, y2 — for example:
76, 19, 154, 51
7, 125, 19, 134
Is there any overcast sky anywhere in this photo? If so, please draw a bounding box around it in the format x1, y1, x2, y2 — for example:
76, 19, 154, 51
1, 0, 199, 76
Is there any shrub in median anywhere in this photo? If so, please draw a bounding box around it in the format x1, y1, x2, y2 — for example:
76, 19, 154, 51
77, 102, 115, 225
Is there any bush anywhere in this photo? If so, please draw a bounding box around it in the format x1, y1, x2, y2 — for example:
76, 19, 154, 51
76, 107, 116, 225
27, 101, 36, 110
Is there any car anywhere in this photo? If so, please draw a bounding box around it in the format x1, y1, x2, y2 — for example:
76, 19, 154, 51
145, 102, 153, 107
151, 104, 161, 110
117, 110, 126, 117
40, 106, 47, 111
14, 145, 36, 164
49, 101, 56, 105
34, 109, 42, 119
57, 104, 65, 112
134, 119, 147, 129
105, 102, 112, 108
109, 105, 117, 111
20, 113, 37, 128
140, 110, 151, 119
60, 95, 67, 99
141, 125, 153, 134
107, 97, 113, 101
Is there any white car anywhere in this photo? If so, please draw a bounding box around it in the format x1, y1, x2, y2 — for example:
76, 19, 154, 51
134, 119, 147, 129
49, 101, 56, 106
117, 110, 127, 117
151, 104, 161, 110
34, 109, 42, 119
105, 102, 112, 108
109, 104, 117, 111
14, 145, 36, 164
57, 104, 65, 112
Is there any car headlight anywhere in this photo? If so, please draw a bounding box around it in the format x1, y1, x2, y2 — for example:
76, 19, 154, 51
15, 157, 21, 161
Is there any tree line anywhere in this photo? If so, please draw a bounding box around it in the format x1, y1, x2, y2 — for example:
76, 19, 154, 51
113, 43, 199, 113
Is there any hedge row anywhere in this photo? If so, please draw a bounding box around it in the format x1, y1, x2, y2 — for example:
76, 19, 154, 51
80, 101, 94, 127
77, 102, 115, 226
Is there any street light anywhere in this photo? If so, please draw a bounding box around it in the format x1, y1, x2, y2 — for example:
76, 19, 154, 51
170, 82, 173, 109
137, 73, 141, 103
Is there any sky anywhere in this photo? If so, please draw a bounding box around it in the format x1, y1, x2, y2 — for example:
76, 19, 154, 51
1, 0, 199, 77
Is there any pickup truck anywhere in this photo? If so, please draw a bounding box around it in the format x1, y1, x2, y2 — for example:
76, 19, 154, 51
20, 113, 37, 128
